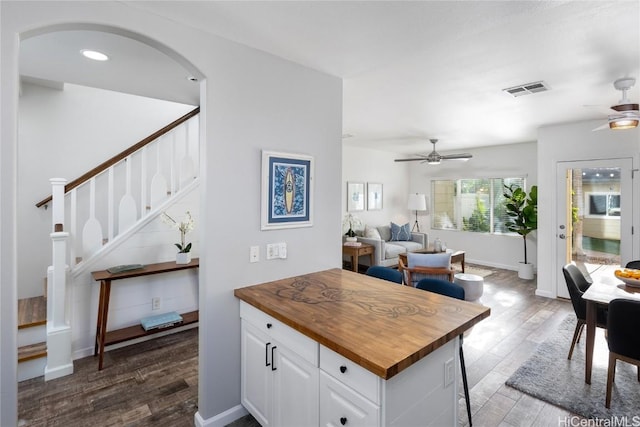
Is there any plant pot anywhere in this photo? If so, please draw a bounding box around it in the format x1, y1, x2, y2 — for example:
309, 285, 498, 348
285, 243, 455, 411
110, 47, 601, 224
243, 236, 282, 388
176, 252, 192, 264
518, 262, 534, 280
346, 236, 357, 243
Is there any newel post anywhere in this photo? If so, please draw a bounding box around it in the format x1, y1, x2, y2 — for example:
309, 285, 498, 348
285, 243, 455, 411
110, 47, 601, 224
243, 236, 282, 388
45, 177, 73, 381
50, 177, 67, 231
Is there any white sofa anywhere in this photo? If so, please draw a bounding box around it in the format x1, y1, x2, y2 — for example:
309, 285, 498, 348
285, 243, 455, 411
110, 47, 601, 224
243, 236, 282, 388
351, 224, 428, 268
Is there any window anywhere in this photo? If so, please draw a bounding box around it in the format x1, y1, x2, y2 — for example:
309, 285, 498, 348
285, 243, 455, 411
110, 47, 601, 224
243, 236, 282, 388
586, 193, 620, 217
431, 177, 526, 233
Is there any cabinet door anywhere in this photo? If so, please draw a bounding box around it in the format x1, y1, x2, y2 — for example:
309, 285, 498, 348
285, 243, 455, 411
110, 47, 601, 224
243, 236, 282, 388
241, 320, 273, 426
272, 344, 319, 427
320, 372, 379, 427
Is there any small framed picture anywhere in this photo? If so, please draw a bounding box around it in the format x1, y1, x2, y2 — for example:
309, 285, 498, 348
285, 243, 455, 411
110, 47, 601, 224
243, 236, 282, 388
261, 151, 313, 230
347, 182, 365, 212
367, 183, 383, 210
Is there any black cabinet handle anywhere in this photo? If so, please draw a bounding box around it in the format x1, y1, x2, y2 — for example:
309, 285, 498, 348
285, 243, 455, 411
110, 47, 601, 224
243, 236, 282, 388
266, 323, 272, 329
265, 342, 271, 367
340, 417, 347, 425
271, 346, 277, 371
340, 365, 347, 374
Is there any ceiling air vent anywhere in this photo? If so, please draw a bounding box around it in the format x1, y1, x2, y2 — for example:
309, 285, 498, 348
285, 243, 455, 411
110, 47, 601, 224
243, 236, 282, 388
503, 81, 550, 97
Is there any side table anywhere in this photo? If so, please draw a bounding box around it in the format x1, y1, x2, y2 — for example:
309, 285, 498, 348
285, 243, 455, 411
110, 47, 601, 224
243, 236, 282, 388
342, 243, 375, 272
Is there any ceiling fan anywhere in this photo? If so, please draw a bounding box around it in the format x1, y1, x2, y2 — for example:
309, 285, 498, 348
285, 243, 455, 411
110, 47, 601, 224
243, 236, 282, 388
593, 77, 639, 131
394, 139, 472, 165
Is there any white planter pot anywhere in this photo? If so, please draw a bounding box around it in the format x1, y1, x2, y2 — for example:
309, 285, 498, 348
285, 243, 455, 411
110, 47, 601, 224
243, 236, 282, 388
176, 252, 192, 264
346, 237, 357, 243
518, 262, 535, 280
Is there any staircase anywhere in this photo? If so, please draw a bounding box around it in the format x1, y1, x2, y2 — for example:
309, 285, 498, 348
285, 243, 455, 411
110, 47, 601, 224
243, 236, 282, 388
18, 107, 201, 382
17, 294, 47, 381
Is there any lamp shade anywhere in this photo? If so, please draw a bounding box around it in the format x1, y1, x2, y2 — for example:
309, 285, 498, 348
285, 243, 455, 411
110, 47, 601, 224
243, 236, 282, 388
407, 193, 427, 212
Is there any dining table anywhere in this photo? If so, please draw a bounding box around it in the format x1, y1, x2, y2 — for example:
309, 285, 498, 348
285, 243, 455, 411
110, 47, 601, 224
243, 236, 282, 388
581, 268, 640, 384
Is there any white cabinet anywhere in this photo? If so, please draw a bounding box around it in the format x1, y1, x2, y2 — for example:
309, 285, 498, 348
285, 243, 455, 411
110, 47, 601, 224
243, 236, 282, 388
240, 302, 319, 427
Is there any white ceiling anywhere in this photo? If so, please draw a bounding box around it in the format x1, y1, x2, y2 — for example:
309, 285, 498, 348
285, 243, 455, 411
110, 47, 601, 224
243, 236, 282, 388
19, 1, 640, 154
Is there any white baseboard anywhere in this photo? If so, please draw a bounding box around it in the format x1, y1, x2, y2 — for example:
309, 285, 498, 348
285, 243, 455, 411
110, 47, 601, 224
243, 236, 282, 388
535, 289, 556, 298
194, 405, 249, 427
44, 362, 73, 381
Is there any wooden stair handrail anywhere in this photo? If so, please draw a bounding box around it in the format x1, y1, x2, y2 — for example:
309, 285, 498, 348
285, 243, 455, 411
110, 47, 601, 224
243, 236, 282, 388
35, 106, 200, 208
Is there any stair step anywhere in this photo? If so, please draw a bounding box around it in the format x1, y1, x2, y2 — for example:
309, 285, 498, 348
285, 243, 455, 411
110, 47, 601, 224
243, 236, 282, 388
18, 296, 46, 329
18, 342, 47, 363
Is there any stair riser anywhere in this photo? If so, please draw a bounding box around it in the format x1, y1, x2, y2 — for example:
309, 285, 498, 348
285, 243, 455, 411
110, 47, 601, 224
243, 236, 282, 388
18, 357, 46, 382
18, 324, 46, 347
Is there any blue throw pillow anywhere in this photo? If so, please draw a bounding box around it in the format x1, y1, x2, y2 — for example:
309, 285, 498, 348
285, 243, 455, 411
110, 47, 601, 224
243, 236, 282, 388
390, 222, 411, 241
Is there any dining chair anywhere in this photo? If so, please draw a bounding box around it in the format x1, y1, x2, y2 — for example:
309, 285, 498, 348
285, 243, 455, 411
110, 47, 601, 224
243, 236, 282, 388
562, 263, 608, 359
398, 252, 454, 287
365, 265, 403, 284
625, 260, 640, 269
605, 298, 640, 408
416, 278, 472, 426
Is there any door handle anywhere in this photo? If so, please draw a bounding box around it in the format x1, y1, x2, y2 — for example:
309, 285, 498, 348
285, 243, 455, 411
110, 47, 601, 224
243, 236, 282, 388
265, 342, 271, 367
559, 234, 566, 239
271, 346, 277, 371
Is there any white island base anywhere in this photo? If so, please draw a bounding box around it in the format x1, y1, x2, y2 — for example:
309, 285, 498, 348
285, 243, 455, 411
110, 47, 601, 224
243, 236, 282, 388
240, 301, 459, 427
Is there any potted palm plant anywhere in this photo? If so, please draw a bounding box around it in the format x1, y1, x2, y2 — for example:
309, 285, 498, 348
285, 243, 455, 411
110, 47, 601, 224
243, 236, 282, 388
503, 184, 538, 279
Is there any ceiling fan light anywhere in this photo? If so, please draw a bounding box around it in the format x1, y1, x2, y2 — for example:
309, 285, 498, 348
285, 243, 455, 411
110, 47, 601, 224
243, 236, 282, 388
427, 159, 441, 165
609, 118, 639, 130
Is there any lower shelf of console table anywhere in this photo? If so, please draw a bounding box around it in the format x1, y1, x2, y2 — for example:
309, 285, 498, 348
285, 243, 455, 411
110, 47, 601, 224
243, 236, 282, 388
104, 310, 199, 346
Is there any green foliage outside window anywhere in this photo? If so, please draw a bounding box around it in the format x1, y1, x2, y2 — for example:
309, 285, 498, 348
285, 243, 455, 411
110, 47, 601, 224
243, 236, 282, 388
462, 197, 490, 232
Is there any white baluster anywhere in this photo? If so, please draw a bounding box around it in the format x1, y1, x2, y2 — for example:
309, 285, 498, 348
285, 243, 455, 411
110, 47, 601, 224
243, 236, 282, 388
141, 145, 148, 214
108, 166, 114, 242
70, 189, 77, 266
119, 156, 137, 232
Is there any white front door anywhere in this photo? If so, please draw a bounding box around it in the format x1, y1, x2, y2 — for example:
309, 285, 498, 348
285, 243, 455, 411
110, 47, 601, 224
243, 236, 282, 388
555, 158, 633, 298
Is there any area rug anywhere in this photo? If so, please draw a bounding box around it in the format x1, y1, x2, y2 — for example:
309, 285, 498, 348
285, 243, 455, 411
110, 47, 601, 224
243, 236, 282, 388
456, 266, 493, 278
505, 314, 640, 419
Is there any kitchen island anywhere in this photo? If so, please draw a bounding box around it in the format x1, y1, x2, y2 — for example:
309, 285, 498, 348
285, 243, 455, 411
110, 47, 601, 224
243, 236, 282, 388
234, 268, 490, 426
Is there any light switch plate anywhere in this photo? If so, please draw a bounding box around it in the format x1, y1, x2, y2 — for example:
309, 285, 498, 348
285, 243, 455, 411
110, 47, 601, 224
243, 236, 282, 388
250, 246, 259, 263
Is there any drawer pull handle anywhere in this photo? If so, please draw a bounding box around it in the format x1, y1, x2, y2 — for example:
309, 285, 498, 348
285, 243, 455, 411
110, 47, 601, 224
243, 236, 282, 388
266, 323, 272, 329
339, 365, 347, 374
340, 417, 347, 425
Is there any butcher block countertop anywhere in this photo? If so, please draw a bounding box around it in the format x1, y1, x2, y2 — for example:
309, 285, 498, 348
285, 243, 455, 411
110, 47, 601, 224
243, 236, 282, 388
234, 268, 490, 380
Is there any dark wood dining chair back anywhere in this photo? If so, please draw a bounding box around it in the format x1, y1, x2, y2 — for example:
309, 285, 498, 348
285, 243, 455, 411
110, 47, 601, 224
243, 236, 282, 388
415, 277, 472, 426
562, 264, 607, 360
605, 298, 640, 408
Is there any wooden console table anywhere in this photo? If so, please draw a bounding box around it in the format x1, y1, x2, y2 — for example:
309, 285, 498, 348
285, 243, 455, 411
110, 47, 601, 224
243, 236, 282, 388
91, 258, 199, 370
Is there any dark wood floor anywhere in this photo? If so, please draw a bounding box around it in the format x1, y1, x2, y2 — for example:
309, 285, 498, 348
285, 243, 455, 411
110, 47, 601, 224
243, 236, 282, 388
18, 266, 577, 426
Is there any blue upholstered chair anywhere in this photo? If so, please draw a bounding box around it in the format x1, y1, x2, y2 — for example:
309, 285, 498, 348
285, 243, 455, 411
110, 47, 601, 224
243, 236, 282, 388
399, 252, 454, 287
605, 298, 640, 408
415, 277, 472, 426
365, 266, 403, 284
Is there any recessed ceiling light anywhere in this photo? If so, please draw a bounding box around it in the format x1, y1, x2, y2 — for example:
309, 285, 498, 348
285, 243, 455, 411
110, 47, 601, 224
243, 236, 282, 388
81, 49, 109, 61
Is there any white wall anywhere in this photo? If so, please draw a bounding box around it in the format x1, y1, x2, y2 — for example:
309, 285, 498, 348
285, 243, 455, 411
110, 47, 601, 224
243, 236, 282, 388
18, 82, 195, 298
1, 2, 342, 426
408, 142, 538, 270
342, 145, 411, 230
537, 120, 639, 298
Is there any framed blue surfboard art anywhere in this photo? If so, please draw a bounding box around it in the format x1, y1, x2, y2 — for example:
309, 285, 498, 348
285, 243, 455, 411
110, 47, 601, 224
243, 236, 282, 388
261, 151, 314, 230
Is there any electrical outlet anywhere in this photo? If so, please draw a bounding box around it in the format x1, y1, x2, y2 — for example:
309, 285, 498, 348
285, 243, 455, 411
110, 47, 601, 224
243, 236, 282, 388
444, 358, 455, 386
250, 246, 259, 263
152, 297, 161, 311
278, 242, 287, 259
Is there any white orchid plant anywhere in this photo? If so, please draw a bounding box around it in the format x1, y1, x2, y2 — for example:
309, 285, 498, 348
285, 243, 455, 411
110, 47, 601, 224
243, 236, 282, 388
162, 211, 195, 253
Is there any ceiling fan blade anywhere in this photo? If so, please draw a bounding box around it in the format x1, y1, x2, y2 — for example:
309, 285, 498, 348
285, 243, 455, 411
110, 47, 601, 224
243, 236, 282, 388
394, 158, 429, 162
440, 153, 473, 160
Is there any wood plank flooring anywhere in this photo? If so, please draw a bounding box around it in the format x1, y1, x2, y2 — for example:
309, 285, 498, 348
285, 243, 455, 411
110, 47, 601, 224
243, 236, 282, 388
19, 266, 579, 426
